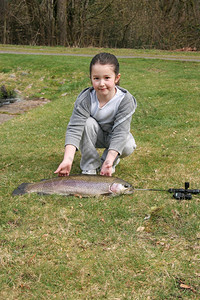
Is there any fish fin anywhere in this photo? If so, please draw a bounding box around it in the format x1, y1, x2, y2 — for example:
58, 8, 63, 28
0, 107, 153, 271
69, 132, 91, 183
37, 192, 50, 195
101, 192, 113, 196
12, 183, 29, 196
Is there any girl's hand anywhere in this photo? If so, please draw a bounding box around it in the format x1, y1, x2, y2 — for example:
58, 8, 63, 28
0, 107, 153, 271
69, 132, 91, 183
54, 144, 76, 176
54, 159, 72, 176
100, 150, 119, 176
100, 160, 113, 176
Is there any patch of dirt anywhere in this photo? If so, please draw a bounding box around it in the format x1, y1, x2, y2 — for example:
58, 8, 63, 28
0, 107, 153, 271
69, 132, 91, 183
0, 98, 50, 124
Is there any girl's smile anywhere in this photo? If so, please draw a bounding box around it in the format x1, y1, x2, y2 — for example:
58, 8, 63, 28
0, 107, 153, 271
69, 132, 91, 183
91, 63, 121, 105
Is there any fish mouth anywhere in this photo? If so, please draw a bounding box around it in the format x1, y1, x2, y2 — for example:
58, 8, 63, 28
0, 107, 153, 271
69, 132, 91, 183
125, 187, 134, 194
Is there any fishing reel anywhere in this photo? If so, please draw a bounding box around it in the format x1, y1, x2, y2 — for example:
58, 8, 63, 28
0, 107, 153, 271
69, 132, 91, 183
173, 191, 192, 200
168, 182, 199, 200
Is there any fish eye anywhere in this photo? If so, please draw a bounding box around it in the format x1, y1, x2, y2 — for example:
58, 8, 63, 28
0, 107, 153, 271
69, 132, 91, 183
124, 184, 130, 188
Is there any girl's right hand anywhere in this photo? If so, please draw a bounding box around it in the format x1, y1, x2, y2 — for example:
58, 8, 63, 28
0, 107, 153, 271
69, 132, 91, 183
54, 160, 72, 176
54, 145, 76, 176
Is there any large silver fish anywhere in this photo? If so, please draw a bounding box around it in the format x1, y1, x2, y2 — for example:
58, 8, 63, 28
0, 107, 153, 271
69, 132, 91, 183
12, 175, 133, 197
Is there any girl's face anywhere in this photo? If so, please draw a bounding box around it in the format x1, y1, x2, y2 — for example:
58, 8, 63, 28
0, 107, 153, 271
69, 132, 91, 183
91, 63, 121, 102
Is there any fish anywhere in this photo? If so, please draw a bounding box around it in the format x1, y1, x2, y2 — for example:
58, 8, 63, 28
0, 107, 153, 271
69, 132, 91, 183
12, 174, 133, 197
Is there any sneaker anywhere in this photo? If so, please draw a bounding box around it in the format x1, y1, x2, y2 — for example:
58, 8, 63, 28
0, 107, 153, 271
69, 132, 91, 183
82, 169, 97, 175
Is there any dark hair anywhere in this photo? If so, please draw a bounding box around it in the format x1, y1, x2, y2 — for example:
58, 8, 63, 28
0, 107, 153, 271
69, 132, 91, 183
90, 52, 120, 78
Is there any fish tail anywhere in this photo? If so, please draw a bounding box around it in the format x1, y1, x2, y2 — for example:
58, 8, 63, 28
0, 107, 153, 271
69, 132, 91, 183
12, 183, 29, 196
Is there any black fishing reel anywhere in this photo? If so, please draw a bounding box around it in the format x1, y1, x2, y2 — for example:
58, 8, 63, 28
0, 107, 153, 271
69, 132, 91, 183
173, 191, 192, 200
168, 182, 199, 200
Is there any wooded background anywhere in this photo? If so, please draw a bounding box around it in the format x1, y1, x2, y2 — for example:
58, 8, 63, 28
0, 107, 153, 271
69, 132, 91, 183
0, 0, 200, 49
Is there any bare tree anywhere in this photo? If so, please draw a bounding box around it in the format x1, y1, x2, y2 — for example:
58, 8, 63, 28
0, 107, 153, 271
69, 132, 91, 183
0, 0, 8, 44
57, 0, 67, 46
0, 0, 199, 49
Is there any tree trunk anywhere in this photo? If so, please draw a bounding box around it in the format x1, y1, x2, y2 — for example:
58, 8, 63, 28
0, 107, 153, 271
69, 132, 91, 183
0, 0, 7, 44
3, 18, 6, 44
57, 0, 67, 46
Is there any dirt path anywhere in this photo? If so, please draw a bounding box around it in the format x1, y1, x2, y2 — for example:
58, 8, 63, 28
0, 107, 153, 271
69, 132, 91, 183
0, 99, 49, 125
0, 50, 200, 62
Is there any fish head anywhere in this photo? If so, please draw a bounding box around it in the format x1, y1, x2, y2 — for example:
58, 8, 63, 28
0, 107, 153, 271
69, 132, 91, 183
110, 182, 133, 195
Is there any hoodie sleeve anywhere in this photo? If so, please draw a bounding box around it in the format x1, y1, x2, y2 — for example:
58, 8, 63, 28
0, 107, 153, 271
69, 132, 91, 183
65, 88, 91, 149
108, 92, 137, 154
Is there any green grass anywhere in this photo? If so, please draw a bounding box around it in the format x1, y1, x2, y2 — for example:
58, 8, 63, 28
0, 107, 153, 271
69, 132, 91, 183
0, 49, 200, 299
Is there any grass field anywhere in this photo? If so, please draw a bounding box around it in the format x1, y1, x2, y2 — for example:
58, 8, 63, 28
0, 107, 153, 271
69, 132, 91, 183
0, 48, 200, 299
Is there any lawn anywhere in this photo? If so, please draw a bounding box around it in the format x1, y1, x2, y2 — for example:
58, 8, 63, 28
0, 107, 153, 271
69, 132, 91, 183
0, 49, 199, 299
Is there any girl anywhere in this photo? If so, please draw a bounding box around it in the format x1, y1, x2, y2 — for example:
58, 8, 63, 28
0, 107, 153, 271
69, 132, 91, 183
55, 52, 137, 177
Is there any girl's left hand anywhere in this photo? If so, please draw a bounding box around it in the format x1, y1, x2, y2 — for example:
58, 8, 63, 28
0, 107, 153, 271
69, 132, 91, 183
100, 160, 113, 176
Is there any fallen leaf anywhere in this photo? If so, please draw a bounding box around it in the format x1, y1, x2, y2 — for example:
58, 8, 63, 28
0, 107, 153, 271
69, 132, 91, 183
180, 283, 191, 289
19, 284, 30, 289
179, 283, 196, 293
136, 226, 145, 232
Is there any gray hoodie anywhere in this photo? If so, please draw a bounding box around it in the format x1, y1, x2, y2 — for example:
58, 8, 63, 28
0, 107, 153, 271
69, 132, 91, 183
65, 86, 137, 155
